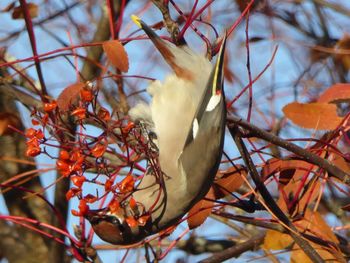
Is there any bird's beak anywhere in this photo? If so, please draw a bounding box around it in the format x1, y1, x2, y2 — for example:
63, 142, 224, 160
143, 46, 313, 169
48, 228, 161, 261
211, 35, 227, 96
131, 15, 194, 80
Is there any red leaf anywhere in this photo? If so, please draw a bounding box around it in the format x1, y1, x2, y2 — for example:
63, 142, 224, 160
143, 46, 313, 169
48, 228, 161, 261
318, 83, 350, 103
283, 102, 343, 130
57, 83, 85, 111
103, 40, 129, 72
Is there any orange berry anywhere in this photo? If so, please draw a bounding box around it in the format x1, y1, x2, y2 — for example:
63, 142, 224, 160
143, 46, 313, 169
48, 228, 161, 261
59, 150, 70, 160
97, 107, 110, 121
137, 215, 150, 226
25, 128, 37, 138
26, 146, 41, 157
109, 199, 120, 214
125, 216, 138, 228
43, 101, 57, 112
80, 89, 93, 102
91, 143, 106, 158
119, 174, 134, 193
71, 175, 85, 188
56, 159, 70, 171
71, 107, 86, 120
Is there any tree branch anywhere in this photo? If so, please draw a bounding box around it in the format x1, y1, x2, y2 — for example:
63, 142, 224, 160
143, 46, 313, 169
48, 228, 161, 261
229, 124, 324, 262
199, 233, 265, 263
227, 116, 350, 185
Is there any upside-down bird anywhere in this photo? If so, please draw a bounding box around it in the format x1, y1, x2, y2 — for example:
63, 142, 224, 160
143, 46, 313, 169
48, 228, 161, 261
86, 15, 227, 245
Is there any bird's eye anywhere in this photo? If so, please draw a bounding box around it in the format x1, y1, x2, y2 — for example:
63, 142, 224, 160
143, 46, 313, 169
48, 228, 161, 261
148, 131, 157, 140
110, 216, 126, 232
110, 216, 120, 225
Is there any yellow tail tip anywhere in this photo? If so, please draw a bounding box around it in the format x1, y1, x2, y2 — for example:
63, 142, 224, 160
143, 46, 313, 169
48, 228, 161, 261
131, 15, 142, 28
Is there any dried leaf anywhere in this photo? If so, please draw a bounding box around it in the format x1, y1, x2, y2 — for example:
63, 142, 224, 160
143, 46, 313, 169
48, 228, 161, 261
213, 165, 247, 199
187, 188, 214, 229
0, 112, 20, 136
264, 211, 345, 262
263, 158, 310, 187
263, 230, 293, 250
12, 3, 38, 19
57, 82, 85, 111
282, 102, 342, 130
291, 210, 345, 262
331, 153, 350, 175
318, 83, 350, 103
291, 246, 344, 263
296, 209, 338, 244
265, 158, 321, 214
103, 40, 129, 72
334, 35, 350, 71
278, 171, 320, 215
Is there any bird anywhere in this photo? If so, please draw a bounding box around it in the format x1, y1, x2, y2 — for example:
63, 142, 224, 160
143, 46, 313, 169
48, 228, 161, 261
86, 15, 227, 245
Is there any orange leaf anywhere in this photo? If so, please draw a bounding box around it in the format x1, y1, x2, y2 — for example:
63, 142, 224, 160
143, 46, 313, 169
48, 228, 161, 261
318, 83, 350, 103
291, 209, 345, 262
331, 153, 350, 176
282, 102, 342, 130
12, 3, 38, 19
291, 246, 345, 263
295, 209, 338, 244
57, 83, 85, 111
213, 165, 247, 199
103, 40, 129, 72
263, 230, 293, 250
278, 170, 320, 215
187, 188, 214, 229
262, 158, 312, 187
